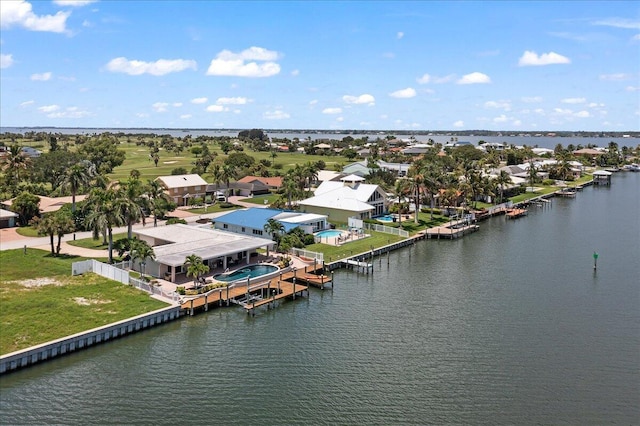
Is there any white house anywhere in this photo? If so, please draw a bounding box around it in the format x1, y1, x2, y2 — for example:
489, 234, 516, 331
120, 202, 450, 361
298, 174, 388, 223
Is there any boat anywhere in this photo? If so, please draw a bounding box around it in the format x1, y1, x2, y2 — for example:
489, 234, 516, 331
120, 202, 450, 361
622, 164, 639, 172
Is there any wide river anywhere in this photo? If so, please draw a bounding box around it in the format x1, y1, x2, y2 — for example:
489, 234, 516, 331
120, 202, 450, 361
1, 173, 638, 425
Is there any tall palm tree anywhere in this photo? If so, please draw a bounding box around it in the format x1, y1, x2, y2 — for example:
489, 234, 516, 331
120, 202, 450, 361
210, 163, 223, 198
221, 164, 237, 202
146, 179, 173, 227
60, 161, 95, 213
130, 239, 155, 278
281, 170, 299, 210
1, 145, 31, 189
264, 218, 285, 252
495, 170, 512, 204
184, 254, 209, 286
85, 187, 126, 264
394, 178, 411, 226
121, 177, 148, 239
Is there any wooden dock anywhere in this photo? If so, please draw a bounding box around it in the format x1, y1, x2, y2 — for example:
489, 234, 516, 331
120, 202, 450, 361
426, 221, 480, 239
180, 265, 332, 316
506, 208, 528, 219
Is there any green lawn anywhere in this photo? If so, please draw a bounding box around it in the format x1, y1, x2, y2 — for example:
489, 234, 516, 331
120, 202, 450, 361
238, 194, 280, 205
305, 230, 407, 263
186, 203, 241, 214
67, 232, 128, 249
15, 226, 40, 237
0, 248, 168, 354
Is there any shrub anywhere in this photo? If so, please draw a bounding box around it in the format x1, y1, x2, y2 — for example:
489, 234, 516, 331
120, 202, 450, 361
219, 202, 235, 209
176, 286, 186, 295
166, 218, 187, 225
303, 234, 316, 245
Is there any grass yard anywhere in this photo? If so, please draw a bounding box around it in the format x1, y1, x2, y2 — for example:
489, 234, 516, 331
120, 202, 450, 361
15, 226, 40, 237
67, 232, 128, 249
305, 230, 406, 263
238, 194, 280, 205
0, 248, 168, 354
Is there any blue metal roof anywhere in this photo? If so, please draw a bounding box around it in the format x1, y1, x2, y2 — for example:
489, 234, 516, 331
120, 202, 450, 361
213, 208, 281, 228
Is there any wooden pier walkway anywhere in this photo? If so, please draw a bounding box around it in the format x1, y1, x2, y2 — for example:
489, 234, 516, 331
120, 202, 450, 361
426, 221, 479, 239
505, 208, 528, 219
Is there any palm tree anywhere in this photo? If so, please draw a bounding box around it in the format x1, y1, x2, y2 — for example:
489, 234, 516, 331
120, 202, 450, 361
184, 254, 209, 286
1, 145, 31, 189
281, 170, 300, 209
130, 239, 155, 278
495, 170, 512, 204
121, 177, 148, 239
210, 163, 223, 199
85, 187, 126, 264
221, 164, 237, 202
527, 161, 539, 187
146, 180, 174, 227
394, 178, 411, 226
60, 161, 95, 213
264, 218, 285, 252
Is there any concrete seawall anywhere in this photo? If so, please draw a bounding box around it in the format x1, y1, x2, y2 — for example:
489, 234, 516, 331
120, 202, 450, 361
0, 305, 182, 375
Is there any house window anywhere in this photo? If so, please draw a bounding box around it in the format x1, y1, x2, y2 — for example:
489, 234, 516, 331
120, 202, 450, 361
252, 229, 263, 236
223, 224, 228, 229
195, 186, 201, 191
175, 265, 183, 273
241, 227, 245, 232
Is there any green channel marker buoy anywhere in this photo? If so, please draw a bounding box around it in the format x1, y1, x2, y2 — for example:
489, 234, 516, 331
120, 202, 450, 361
593, 251, 599, 270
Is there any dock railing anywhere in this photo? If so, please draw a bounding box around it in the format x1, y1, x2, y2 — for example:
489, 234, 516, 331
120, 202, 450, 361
290, 248, 324, 262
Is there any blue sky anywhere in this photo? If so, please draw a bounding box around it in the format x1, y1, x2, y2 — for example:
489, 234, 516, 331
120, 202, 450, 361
1, 1, 638, 131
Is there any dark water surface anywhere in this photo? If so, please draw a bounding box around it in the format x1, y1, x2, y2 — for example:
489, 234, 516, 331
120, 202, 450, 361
1, 174, 638, 425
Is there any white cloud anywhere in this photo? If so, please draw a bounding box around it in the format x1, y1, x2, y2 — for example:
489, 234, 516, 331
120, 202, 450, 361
264, 110, 290, 119
106, 57, 197, 76
561, 97, 586, 104
0, 54, 14, 68
191, 97, 208, 104
152, 102, 169, 112
206, 105, 227, 112
53, 0, 96, 6
309, 100, 318, 106
599, 73, 631, 81
322, 107, 342, 114
574, 111, 590, 118
493, 114, 509, 123
534, 108, 545, 115
626, 86, 640, 92
592, 18, 640, 30
37, 104, 60, 113
0, 0, 69, 33
521, 96, 543, 103
518, 51, 570, 66
291, 69, 300, 76
206, 46, 281, 78
397, 31, 404, 39
512, 120, 522, 126
457, 72, 491, 85
417, 73, 455, 84
484, 100, 511, 111
389, 87, 416, 98
342, 94, 375, 105
31, 72, 52, 81
172, 102, 183, 107
136, 113, 149, 118
216, 97, 250, 105
180, 114, 192, 119
20, 100, 34, 107
336, 117, 344, 122
453, 120, 464, 128
46, 106, 90, 119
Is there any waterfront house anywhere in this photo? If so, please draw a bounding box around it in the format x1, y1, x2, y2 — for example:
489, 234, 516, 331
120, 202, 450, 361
156, 174, 208, 207
213, 207, 328, 237
298, 175, 388, 222
133, 224, 275, 282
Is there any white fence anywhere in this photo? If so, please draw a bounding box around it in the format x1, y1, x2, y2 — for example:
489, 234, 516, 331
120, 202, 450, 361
72, 260, 179, 302
363, 223, 409, 238
289, 248, 324, 262
72, 259, 130, 284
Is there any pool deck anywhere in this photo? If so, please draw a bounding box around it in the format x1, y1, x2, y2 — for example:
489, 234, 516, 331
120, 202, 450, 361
180, 263, 331, 316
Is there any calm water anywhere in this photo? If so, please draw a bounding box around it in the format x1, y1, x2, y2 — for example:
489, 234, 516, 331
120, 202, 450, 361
1, 174, 638, 425
2, 126, 638, 150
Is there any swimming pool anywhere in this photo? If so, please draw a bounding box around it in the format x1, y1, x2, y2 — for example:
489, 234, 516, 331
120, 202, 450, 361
376, 214, 395, 222
315, 230, 344, 238
214, 264, 279, 282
